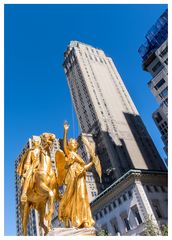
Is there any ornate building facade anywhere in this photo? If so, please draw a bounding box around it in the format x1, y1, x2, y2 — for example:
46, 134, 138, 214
91, 170, 167, 235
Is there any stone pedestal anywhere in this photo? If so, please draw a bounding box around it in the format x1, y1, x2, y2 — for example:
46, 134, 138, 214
47, 227, 96, 236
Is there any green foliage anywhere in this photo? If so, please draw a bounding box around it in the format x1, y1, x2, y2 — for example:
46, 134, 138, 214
161, 224, 168, 236
95, 224, 111, 236
144, 215, 168, 236
144, 216, 159, 236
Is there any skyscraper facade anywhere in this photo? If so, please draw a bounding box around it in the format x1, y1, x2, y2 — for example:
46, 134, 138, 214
138, 9, 168, 155
63, 41, 166, 190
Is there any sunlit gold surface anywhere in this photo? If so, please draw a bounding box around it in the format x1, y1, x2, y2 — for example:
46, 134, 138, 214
17, 133, 59, 235
56, 123, 101, 228
17, 123, 102, 235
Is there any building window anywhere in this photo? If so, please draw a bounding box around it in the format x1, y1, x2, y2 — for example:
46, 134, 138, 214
113, 224, 119, 234
146, 185, 152, 192
104, 207, 107, 215
160, 46, 168, 57
135, 211, 142, 224
153, 186, 159, 192
123, 194, 127, 201
164, 121, 167, 126
152, 200, 162, 218
160, 186, 166, 192
113, 201, 116, 208
164, 98, 168, 106
154, 205, 162, 218
164, 128, 168, 133
123, 218, 131, 231
128, 190, 132, 198
164, 58, 168, 65
161, 130, 165, 135
152, 61, 162, 72
100, 58, 103, 63
91, 192, 96, 197
108, 204, 112, 212
118, 198, 122, 205
132, 207, 143, 225
154, 78, 165, 90
154, 112, 163, 123
111, 220, 120, 235
160, 87, 168, 98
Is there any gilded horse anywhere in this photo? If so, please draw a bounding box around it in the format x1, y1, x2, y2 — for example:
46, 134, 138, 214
18, 133, 60, 235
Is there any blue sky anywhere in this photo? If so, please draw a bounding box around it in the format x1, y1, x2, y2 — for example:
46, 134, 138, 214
4, 4, 167, 235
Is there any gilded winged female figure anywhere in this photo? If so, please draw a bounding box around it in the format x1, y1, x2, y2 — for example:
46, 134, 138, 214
55, 122, 102, 228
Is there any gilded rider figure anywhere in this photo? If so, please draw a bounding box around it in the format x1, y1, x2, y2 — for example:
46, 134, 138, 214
17, 136, 43, 203
17, 133, 60, 235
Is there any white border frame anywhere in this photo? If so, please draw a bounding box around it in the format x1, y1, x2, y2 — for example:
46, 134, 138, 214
1, 1, 170, 239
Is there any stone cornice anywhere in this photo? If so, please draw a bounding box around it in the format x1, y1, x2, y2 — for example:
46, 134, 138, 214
91, 169, 167, 210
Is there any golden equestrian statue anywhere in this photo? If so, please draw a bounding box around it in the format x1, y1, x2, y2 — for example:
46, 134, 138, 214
17, 123, 102, 235
55, 122, 102, 228
17, 133, 60, 235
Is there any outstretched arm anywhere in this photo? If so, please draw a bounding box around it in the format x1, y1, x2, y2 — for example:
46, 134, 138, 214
78, 158, 94, 177
84, 161, 94, 171
63, 122, 69, 156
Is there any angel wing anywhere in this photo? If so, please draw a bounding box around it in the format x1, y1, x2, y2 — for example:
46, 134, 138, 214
82, 136, 102, 183
55, 150, 67, 187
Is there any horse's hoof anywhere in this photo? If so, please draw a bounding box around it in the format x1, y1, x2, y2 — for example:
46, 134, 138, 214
44, 228, 49, 236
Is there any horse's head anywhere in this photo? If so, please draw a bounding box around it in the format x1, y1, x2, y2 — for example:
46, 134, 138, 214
40, 132, 56, 151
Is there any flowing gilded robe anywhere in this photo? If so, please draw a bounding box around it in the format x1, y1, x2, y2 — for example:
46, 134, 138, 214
58, 153, 95, 228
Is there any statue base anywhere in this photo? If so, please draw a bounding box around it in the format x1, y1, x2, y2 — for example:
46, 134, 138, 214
47, 227, 96, 236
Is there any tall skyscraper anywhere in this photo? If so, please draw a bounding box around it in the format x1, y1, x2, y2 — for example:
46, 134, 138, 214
138, 9, 168, 155
63, 41, 166, 190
